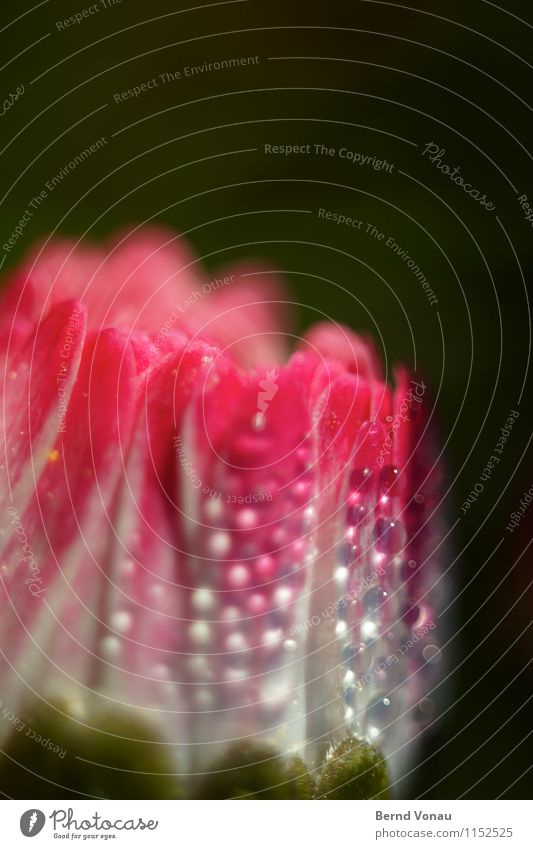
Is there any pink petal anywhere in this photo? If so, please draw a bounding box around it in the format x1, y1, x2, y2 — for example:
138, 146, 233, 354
1, 300, 86, 517
0, 328, 139, 719
172, 354, 314, 767
303, 321, 384, 382
185, 264, 291, 367
0, 227, 203, 337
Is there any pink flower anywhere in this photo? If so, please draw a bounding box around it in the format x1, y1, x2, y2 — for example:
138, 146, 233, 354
0, 229, 444, 798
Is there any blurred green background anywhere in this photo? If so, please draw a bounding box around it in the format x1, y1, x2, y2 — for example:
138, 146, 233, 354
1, 0, 532, 798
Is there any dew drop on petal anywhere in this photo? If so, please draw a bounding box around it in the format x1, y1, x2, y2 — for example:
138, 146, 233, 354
379, 465, 403, 496
208, 531, 231, 558
235, 508, 259, 530
349, 466, 374, 493
263, 628, 283, 646
374, 517, 407, 554
227, 563, 251, 589
366, 693, 394, 731
418, 697, 435, 717
360, 619, 378, 640
187, 654, 210, 676
120, 558, 135, 576
221, 605, 240, 623
151, 663, 170, 681
335, 620, 348, 637
110, 611, 132, 634
334, 566, 349, 587
363, 586, 386, 613
254, 555, 275, 579
189, 621, 211, 645
225, 632, 248, 653
192, 588, 215, 612
423, 644, 442, 664
347, 502, 367, 525
204, 498, 224, 522
274, 585, 293, 607
100, 636, 121, 659
246, 592, 267, 615
251, 412, 266, 431
195, 688, 214, 709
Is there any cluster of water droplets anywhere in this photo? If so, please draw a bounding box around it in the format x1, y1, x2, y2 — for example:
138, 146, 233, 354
179, 411, 317, 767
333, 421, 443, 767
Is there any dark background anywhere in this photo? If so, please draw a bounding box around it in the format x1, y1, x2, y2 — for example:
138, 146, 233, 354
1, 0, 532, 798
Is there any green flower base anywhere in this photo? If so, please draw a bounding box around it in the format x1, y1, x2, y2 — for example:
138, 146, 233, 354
0, 698, 181, 799
316, 736, 390, 800
0, 700, 389, 799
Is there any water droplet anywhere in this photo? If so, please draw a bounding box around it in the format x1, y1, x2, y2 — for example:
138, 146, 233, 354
208, 531, 231, 558
417, 697, 435, 718
303, 505, 316, 529
254, 555, 275, 579
150, 582, 165, 600
423, 644, 442, 664
366, 693, 393, 729
151, 663, 170, 681
347, 502, 367, 525
338, 540, 357, 568
235, 508, 259, 530
100, 636, 120, 659
110, 611, 132, 634
192, 588, 215, 612
189, 621, 211, 645
224, 666, 248, 684
334, 565, 349, 586
252, 412, 266, 431
379, 465, 403, 496
374, 517, 407, 554
187, 654, 210, 676
291, 479, 311, 504
204, 497, 224, 521
403, 604, 420, 627
274, 585, 293, 607
348, 642, 374, 676
263, 628, 283, 647
195, 688, 214, 709
227, 563, 251, 589
337, 597, 348, 619
225, 632, 248, 653
361, 619, 378, 640
363, 586, 386, 613
342, 643, 358, 665
355, 421, 388, 467
343, 669, 355, 686
221, 605, 240, 623
247, 592, 267, 615
349, 466, 374, 493
345, 687, 356, 707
